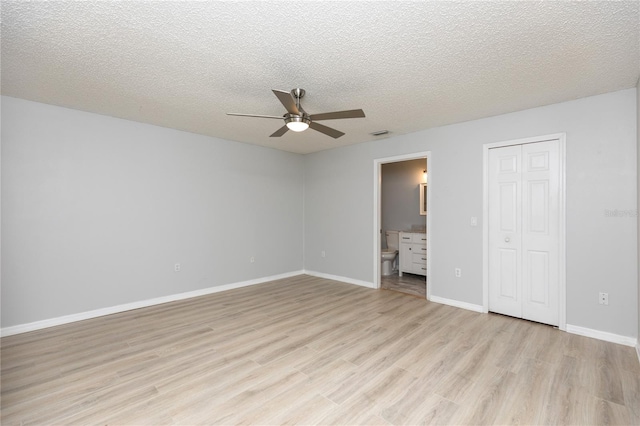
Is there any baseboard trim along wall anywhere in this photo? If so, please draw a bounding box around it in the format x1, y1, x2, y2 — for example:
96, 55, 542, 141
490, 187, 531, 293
5, 271, 637, 354
302, 270, 376, 289
429, 295, 484, 313
0, 270, 305, 337
566, 324, 637, 347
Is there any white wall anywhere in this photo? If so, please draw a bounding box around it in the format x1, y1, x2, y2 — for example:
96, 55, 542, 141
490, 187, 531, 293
381, 159, 426, 242
1, 96, 304, 328
304, 89, 638, 339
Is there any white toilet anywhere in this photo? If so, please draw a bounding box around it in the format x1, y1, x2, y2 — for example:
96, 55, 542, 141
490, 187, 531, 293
381, 230, 399, 276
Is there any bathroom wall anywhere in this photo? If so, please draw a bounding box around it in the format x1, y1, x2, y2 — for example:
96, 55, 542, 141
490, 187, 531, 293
304, 88, 638, 340
381, 159, 427, 247
1, 96, 304, 328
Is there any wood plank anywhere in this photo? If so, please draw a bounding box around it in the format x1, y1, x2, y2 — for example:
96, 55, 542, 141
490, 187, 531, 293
2, 275, 638, 425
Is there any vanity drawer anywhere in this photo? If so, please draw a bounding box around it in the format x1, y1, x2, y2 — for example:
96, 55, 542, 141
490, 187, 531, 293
412, 244, 427, 254
400, 233, 413, 243
412, 253, 427, 264
411, 233, 427, 244
405, 243, 426, 253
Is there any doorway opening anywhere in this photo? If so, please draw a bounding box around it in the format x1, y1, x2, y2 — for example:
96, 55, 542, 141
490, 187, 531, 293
373, 152, 431, 299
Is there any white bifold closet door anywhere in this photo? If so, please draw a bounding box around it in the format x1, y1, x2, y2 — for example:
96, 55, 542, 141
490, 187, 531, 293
488, 140, 560, 326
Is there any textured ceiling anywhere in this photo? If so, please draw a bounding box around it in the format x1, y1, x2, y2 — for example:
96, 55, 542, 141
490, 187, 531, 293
2, 1, 639, 154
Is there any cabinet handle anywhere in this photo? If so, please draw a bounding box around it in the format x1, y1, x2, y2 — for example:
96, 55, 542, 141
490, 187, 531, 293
421, 248, 426, 251
421, 257, 426, 260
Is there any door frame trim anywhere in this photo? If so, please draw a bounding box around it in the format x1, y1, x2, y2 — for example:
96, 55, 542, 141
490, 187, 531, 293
373, 151, 431, 299
482, 133, 566, 330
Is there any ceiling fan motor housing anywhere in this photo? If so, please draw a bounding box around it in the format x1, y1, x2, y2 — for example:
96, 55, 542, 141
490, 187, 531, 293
284, 113, 310, 123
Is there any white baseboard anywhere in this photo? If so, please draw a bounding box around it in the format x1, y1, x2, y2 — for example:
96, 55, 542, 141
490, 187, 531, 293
636, 343, 640, 365
429, 295, 484, 313
0, 270, 304, 337
566, 324, 637, 347
303, 270, 376, 289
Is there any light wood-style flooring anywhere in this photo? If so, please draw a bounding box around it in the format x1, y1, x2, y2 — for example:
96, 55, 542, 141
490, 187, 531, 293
2, 275, 639, 425
381, 272, 426, 298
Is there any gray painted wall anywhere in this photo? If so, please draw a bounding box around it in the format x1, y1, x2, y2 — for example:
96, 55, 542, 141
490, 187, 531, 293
3, 89, 638, 340
304, 89, 638, 339
1, 96, 304, 327
381, 159, 426, 245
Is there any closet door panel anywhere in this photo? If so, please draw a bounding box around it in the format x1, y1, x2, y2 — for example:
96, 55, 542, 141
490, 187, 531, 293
488, 145, 522, 318
521, 141, 559, 326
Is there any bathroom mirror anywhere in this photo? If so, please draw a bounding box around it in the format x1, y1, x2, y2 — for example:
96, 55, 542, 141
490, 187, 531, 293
419, 183, 427, 215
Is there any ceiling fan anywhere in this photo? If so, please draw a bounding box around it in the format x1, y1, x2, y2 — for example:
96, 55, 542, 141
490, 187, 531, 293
227, 88, 365, 139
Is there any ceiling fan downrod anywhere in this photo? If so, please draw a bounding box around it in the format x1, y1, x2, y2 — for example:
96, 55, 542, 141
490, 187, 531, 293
291, 88, 305, 113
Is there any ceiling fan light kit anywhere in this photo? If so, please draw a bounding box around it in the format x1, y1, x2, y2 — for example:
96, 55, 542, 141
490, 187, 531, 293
227, 88, 365, 139
285, 113, 310, 132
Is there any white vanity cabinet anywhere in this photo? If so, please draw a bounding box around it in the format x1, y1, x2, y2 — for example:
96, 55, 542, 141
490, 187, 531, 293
398, 232, 427, 277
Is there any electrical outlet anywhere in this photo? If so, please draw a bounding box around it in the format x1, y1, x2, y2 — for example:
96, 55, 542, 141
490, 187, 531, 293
455, 268, 462, 278
174, 263, 181, 272
321, 251, 326, 258
598, 292, 608, 305
470, 217, 478, 227
250, 257, 255, 263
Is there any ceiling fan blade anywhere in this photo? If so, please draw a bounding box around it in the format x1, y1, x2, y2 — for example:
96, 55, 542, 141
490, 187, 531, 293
309, 109, 366, 121
270, 125, 289, 137
309, 122, 345, 139
272, 89, 300, 115
227, 113, 283, 119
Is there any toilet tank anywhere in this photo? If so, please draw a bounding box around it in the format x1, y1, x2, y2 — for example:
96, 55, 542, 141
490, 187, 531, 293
385, 230, 399, 251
